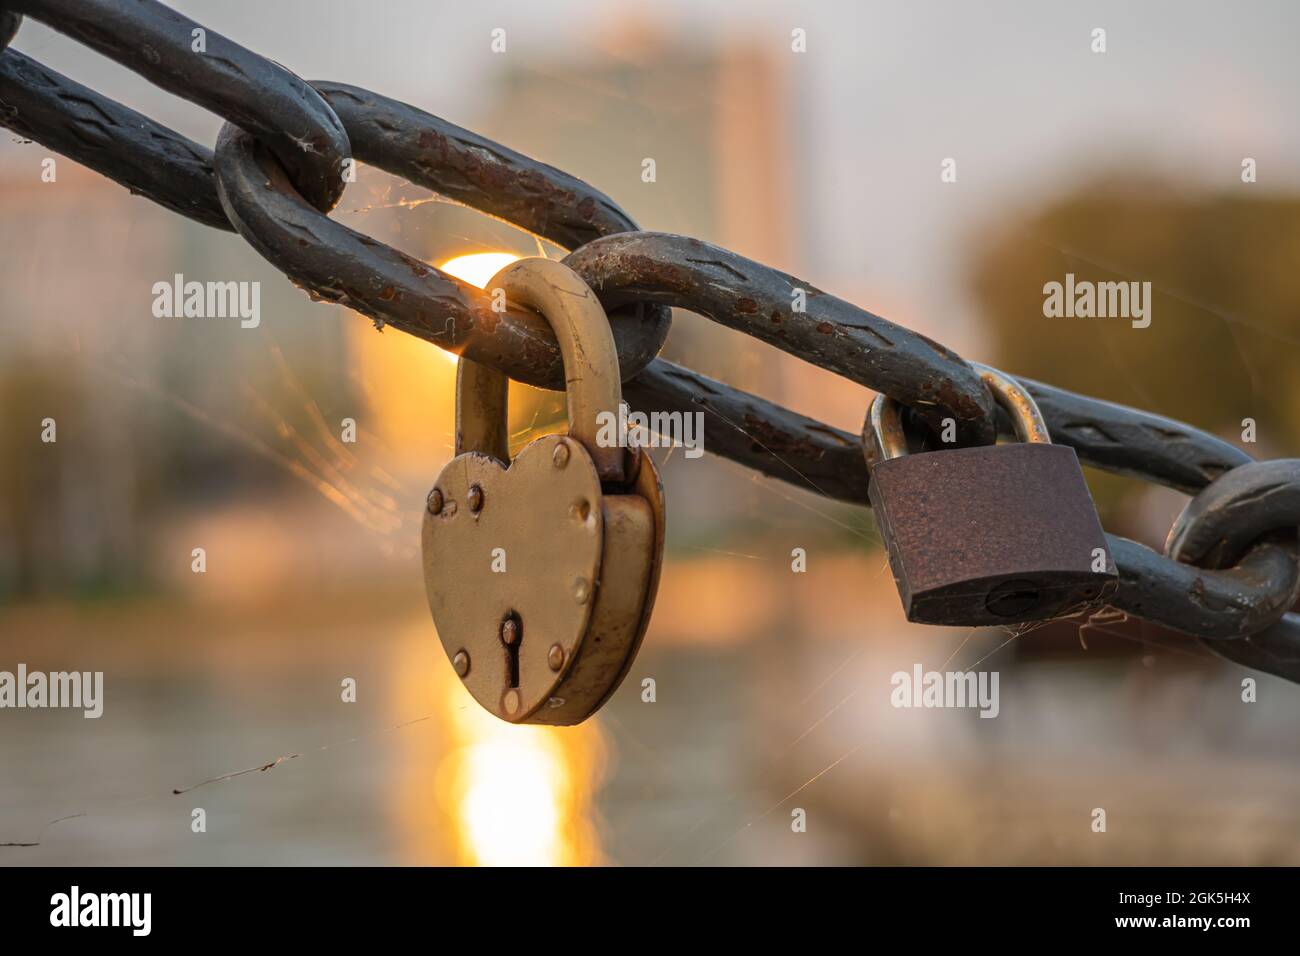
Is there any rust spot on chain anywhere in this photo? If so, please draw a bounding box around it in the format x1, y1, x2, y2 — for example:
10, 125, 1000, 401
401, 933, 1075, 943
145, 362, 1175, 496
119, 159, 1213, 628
742, 414, 825, 461
735, 297, 758, 314
933, 379, 985, 424
622, 253, 695, 296
478, 305, 500, 334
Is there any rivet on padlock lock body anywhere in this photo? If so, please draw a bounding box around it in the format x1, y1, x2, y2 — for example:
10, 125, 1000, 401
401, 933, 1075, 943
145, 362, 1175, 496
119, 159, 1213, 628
863, 364, 1117, 626
422, 258, 665, 726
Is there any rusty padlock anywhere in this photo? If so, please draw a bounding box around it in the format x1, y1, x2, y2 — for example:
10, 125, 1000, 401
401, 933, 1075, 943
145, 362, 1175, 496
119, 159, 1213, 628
863, 363, 1116, 626
422, 257, 665, 725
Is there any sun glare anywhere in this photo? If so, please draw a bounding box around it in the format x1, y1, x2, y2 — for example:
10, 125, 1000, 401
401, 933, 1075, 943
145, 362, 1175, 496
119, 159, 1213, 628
438, 251, 524, 290
429, 252, 525, 366
439, 672, 607, 866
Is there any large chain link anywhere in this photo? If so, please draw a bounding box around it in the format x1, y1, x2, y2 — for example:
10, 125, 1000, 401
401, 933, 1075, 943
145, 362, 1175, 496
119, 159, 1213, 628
2, 0, 1298, 682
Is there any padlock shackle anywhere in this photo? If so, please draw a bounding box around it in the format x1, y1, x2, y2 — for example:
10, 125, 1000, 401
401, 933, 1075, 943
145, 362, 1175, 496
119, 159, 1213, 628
455, 258, 628, 483
455, 357, 510, 464
867, 362, 1051, 461
970, 363, 1052, 445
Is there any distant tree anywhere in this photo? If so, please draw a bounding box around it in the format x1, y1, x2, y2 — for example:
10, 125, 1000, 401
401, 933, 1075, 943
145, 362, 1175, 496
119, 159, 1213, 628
967, 173, 1300, 523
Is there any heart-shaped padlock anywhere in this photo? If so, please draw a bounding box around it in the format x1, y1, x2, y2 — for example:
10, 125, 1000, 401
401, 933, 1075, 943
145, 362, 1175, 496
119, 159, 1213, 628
422, 258, 665, 725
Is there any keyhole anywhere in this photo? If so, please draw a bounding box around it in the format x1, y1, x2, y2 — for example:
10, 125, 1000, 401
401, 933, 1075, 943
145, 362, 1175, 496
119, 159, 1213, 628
501, 613, 523, 688
985, 579, 1041, 618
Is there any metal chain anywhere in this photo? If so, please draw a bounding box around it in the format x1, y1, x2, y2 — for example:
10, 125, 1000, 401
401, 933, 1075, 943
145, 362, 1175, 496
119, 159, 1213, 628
2, 0, 1298, 682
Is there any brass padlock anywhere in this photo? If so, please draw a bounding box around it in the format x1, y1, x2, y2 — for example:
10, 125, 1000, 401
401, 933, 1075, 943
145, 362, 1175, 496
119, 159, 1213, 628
863, 364, 1116, 626
422, 258, 665, 725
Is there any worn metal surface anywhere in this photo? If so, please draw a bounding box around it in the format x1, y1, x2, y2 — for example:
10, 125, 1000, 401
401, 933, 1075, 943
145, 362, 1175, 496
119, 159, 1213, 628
623, 360, 872, 503
212, 107, 670, 392
425, 259, 664, 723
314, 82, 646, 251
423, 435, 602, 722
592, 444, 666, 717
1167, 459, 1300, 567
1164, 461, 1300, 680
454, 359, 510, 467
1106, 533, 1299, 640
865, 361, 1050, 465
0, 51, 232, 229
1196, 615, 1300, 681
3, 0, 1300, 683
866, 367, 1114, 625
422, 434, 664, 724
565, 232, 996, 446
4, 0, 349, 213
1094, 459, 1300, 668
459, 258, 629, 482
1022, 379, 1254, 495
868, 443, 1116, 625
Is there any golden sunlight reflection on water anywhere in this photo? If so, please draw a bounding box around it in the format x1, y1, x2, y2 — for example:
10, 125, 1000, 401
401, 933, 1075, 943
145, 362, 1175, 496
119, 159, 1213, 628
394, 620, 609, 866
441, 695, 608, 866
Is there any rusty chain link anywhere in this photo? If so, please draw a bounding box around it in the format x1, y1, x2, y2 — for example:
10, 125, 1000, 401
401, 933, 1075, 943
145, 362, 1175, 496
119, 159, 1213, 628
2, 0, 1298, 683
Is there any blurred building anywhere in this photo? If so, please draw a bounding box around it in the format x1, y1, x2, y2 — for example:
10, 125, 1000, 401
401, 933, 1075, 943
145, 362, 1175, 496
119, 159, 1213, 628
0, 167, 168, 595
0, 163, 356, 597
